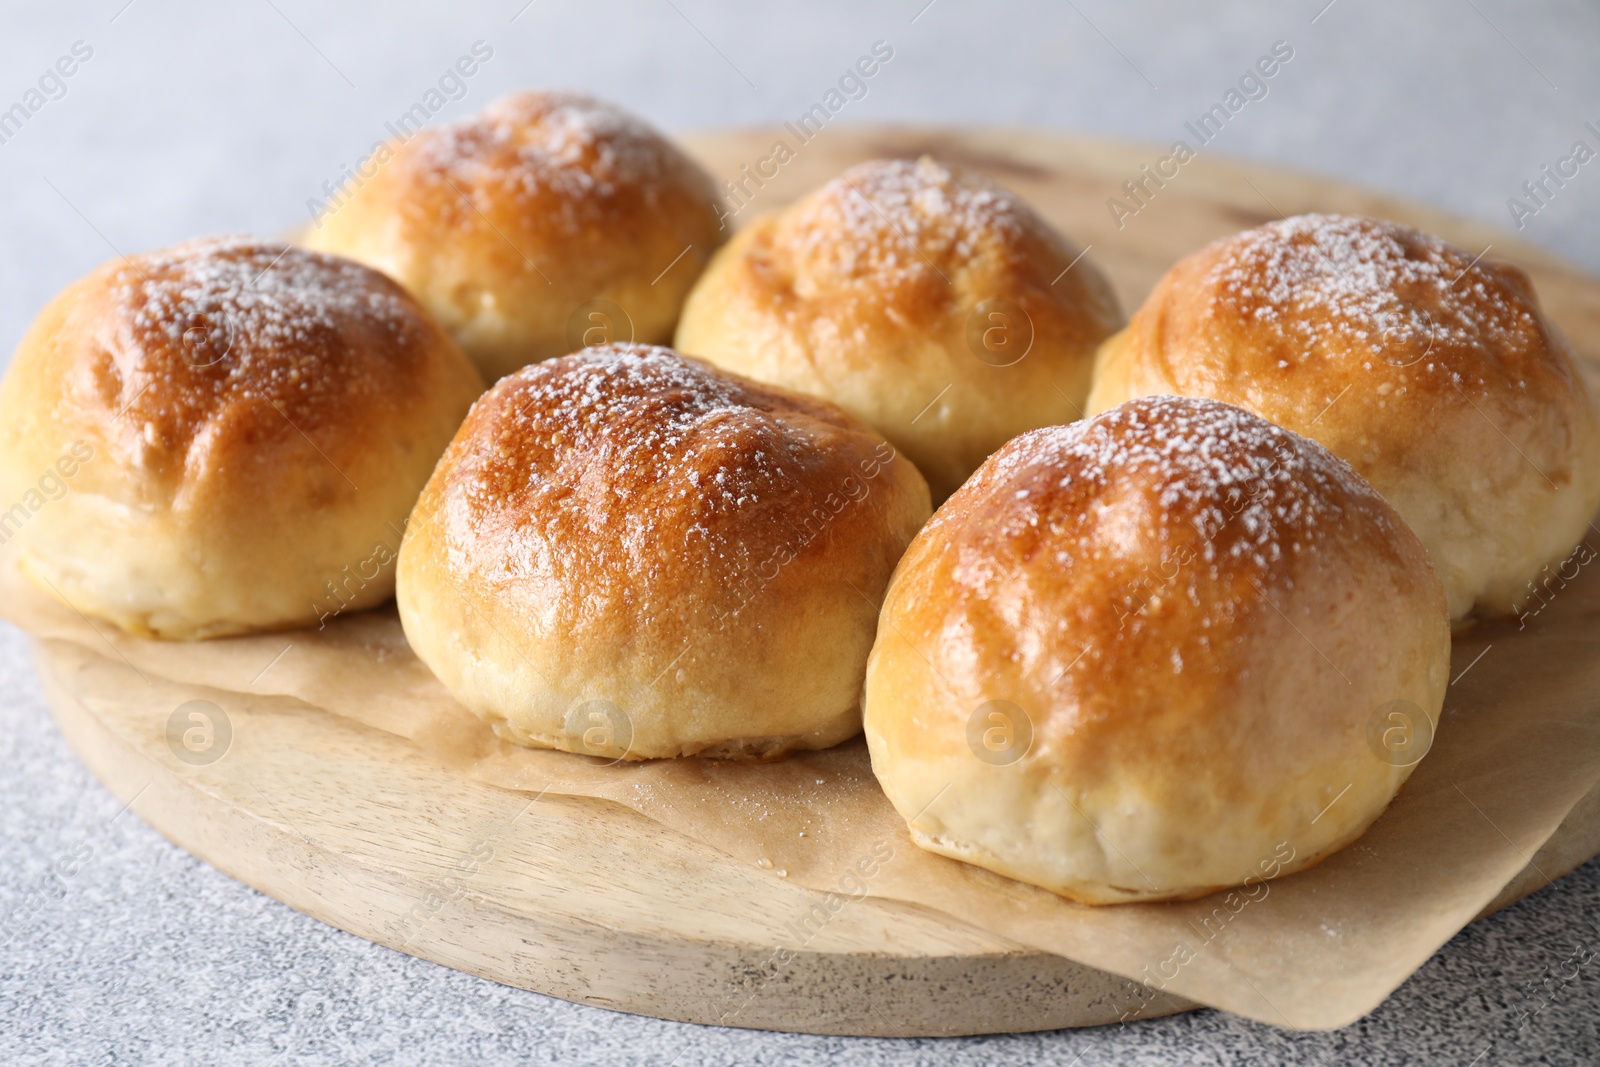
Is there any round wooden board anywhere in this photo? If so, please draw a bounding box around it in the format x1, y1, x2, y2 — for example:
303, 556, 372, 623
33, 128, 1600, 1037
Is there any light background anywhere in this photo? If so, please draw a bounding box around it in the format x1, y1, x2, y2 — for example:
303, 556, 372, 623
2, 2, 1598, 1064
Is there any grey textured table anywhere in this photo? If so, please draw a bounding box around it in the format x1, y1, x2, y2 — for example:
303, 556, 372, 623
3, 2, 1599, 1063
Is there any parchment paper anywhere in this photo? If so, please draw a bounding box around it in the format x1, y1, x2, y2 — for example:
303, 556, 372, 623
5, 545, 1599, 1030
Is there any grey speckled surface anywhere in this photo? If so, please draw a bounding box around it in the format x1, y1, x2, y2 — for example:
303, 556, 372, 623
2, 2, 1599, 1064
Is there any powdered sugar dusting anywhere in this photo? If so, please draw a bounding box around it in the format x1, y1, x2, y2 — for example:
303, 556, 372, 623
1070, 394, 1363, 539
412, 91, 690, 228
444, 343, 855, 608
481, 343, 784, 501
116, 235, 416, 355
777, 156, 1035, 291
1204, 213, 1543, 363
103, 236, 426, 451
939, 395, 1397, 649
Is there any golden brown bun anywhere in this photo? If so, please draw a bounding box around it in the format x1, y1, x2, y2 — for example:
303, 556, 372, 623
1088, 213, 1600, 621
303, 91, 726, 381
397, 343, 931, 760
0, 237, 485, 639
676, 157, 1123, 500
863, 395, 1450, 904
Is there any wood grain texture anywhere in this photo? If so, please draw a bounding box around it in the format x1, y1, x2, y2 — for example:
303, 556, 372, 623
34, 128, 1600, 1037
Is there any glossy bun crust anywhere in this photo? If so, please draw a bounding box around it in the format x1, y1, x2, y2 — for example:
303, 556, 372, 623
0, 237, 485, 639
1088, 213, 1600, 620
397, 344, 931, 760
676, 157, 1123, 500
863, 395, 1450, 904
304, 91, 726, 381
